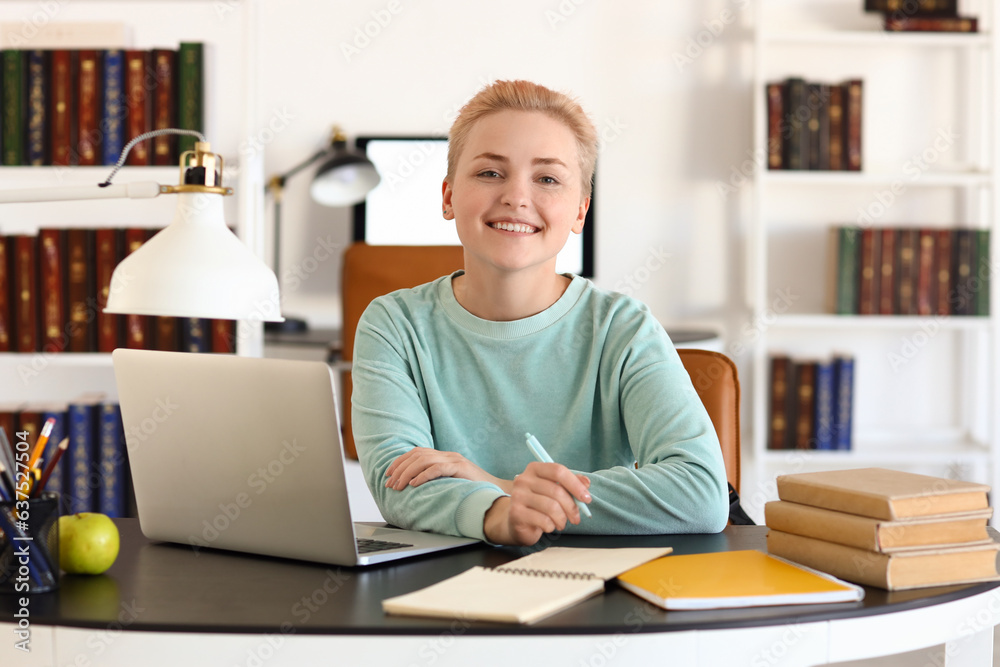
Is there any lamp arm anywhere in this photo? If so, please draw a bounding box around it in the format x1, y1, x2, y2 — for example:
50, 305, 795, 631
0, 181, 163, 203
268, 147, 332, 194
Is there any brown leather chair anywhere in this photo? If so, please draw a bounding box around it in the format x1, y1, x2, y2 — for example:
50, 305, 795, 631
341, 242, 465, 459
676, 348, 741, 492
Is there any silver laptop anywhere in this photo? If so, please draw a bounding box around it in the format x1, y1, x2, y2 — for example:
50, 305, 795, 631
112, 349, 478, 566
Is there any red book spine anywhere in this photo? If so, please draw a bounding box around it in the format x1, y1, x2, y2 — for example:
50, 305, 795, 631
123, 228, 151, 348
935, 229, 953, 316
37, 228, 66, 352
0, 237, 11, 352
49, 50, 74, 166
858, 228, 881, 315
885, 16, 977, 32
827, 85, 844, 171
95, 228, 121, 352
125, 50, 150, 166
895, 228, 918, 316
844, 79, 863, 172
151, 49, 176, 166
211, 319, 236, 353
65, 228, 96, 352
154, 316, 179, 351
13, 235, 38, 352
766, 82, 784, 170
76, 50, 101, 166
879, 228, 897, 315
916, 229, 937, 316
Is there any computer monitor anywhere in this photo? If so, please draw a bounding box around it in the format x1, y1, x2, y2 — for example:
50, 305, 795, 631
352, 136, 595, 277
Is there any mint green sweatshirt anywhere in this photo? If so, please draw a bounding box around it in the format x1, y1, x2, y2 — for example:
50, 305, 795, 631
352, 273, 729, 541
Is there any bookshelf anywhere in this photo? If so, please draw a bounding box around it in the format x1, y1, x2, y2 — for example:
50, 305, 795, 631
747, 0, 999, 519
0, 0, 266, 405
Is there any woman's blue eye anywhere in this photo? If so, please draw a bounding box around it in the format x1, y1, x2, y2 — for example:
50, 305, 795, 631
478, 170, 500, 178
539, 176, 558, 184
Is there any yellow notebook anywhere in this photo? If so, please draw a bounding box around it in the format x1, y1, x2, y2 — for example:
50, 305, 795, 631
616, 550, 864, 610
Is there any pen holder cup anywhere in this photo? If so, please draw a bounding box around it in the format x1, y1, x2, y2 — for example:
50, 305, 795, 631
0, 493, 60, 594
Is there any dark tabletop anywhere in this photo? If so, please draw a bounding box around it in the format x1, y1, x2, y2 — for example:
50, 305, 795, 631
3, 521, 997, 636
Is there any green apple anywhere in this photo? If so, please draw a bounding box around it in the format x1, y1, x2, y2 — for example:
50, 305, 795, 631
58, 513, 120, 575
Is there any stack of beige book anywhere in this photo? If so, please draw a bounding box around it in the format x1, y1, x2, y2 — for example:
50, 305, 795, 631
765, 468, 999, 591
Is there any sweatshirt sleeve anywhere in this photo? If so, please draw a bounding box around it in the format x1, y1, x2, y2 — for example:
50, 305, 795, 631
351, 299, 504, 541
561, 311, 730, 535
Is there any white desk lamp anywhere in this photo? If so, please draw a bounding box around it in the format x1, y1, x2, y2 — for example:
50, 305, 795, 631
0, 129, 282, 323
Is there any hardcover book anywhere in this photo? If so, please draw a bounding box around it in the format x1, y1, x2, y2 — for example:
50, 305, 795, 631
793, 361, 817, 450
25, 49, 47, 166
76, 49, 102, 166
916, 229, 936, 316
124, 50, 150, 166
37, 228, 66, 352
878, 228, 897, 315
895, 228, 918, 315
151, 48, 177, 165
65, 394, 103, 515
95, 228, 121, 352
766, 529, 999, 591
0, 237, 11, 351
2, 49, 26, 165
12, 235, 38, 353
935, 228, 953, 316
765, 500, 992, 552
844, 79, 863, 171
65, 228, 96, 352
768, 355, 794, 450
177, 42, 204, 156
832, 355, 854, 451
776, 468, 990, 520
812, 359, 835, 450
48, 49, 74, 166
98, 401, 126, 518
101, 49, 126, 166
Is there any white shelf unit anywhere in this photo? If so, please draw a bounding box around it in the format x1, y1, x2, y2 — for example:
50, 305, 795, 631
747, 0, 999, 519
0, 0, 265, 405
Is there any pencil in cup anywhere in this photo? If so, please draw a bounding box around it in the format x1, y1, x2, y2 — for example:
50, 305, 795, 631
523, 433, 592, 519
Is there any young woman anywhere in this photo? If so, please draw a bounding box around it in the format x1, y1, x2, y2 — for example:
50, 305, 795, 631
352, 80, 729, 546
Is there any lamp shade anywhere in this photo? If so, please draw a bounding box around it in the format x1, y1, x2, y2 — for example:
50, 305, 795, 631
309, 151, 381, 207
104, 192, 283, 322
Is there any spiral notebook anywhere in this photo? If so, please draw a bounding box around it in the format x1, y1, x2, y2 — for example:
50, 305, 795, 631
382, 546, 672, 624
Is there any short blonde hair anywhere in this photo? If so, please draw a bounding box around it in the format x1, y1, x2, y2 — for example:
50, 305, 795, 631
446, 80, 597, 198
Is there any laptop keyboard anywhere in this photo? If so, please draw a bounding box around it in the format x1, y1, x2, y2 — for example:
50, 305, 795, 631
356, 538, 414, 554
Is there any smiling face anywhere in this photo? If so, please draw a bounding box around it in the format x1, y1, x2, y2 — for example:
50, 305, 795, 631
442, 110, 590, 277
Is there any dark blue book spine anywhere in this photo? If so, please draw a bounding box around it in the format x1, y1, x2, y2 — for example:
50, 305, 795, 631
813, 360, 835, 450
182, 317, 209, 353
832, 356, 854, 451
26, 49, 47, 166
101, 49, 125, 166
40, 407, 66, 503
98, 402, 126, 517
65, 402, 98, 514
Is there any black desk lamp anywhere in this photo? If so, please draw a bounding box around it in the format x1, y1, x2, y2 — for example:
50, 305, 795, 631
265, 126, 380, 333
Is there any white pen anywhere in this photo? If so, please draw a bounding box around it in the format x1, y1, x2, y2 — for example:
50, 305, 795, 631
524, 432, 592, 519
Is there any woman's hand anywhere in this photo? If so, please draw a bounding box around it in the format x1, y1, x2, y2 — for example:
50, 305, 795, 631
385, 448, 513, 493
483, 462, 592, 545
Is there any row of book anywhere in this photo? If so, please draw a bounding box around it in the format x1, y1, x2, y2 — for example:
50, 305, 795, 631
827, 226, 990, 317
0, 228, 236, 353
2, 396, 134, 518
864, 0, 980, 32
1, 43, 203, 167
766, 467, 998, 590
766, 77, 863, 172
768, 354, 854, 451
